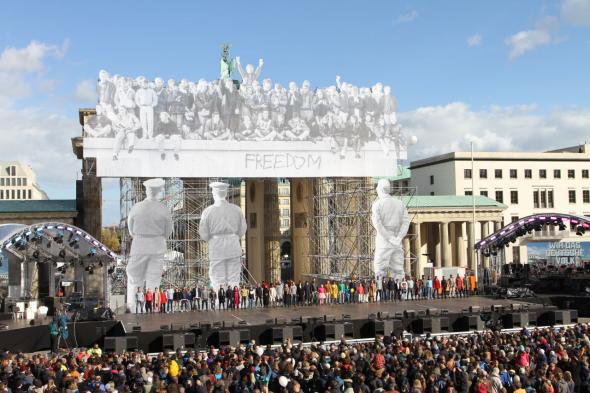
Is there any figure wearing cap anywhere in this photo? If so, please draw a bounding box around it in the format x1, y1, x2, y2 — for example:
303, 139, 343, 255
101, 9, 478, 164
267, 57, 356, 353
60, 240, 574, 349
126, 178, 173, 312
199, 182, 247, 289
371, 178, 410, 280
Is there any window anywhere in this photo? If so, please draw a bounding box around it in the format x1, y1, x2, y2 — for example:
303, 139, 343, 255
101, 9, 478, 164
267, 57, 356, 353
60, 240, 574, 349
281, 219, 290, 227
16, 190, 20, 199
554, 169, 561, 179
540, 190, 547, 208
280, 199, 289, 205
569, 190, 576, 203
525, 169, 532, 178
22, 189, 27, 199
583, 170, 589, 179
510, 190, 518, 204
10, 166, 15, 176
533, 190, 539, 208
568, 170, 575, 179
583, 190, 590, 204
27, 190, 31, 199
22, 178, 27, 186
480, 190, 488, 197
17, 178, 21, 186
465, 190, 473, 196
479, 169, 487, 179
430, 175, 434, 185
495, 190, 503, 203
0, 190, 3, 199
539, 169, 547, 179
510, 169, 517, 179
281, 209, 290, 217
11, 178, 16, 186
464, 169, 472, 179
495, 169, 502, 179
279, 188, 290, 196
0, 178, 3, 186
430, 191, 435, 196
548, 190, 554, 208
511, 216, 519, 223
11, 190, 14, 199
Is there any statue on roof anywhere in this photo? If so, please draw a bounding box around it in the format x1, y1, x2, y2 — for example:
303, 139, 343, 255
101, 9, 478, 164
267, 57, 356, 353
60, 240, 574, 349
219, 43, 236, 81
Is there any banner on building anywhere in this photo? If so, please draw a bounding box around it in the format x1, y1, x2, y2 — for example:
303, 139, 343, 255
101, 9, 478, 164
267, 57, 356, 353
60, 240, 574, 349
527, 241, 590, 266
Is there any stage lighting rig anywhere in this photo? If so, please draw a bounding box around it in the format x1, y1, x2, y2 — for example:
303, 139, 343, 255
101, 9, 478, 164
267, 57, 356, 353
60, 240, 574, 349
576, 225, 585, 236
53, 232, 64, 244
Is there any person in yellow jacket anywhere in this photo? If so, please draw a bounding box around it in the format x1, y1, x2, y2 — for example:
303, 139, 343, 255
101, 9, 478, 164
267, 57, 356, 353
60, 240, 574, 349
331, 282, 339, 304
87, 343, 102, 357
168, 356, 180, 378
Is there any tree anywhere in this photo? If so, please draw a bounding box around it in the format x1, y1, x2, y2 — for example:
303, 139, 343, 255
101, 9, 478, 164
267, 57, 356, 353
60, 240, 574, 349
101, 227, 120, 254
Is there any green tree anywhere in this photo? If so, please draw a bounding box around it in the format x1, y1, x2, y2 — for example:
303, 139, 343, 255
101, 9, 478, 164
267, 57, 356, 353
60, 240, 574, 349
101, 227, 120, 254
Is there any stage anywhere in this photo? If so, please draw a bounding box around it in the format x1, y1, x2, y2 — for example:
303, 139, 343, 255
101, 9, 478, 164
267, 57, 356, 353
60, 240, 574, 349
0, 296, 565, 353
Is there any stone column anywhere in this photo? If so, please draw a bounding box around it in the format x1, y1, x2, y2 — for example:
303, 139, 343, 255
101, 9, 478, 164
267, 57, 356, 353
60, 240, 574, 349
403, 237, 411, 276
441, 222, 451, 267
456, 222, 468, 267
435, 222, 442, 268
494, 221, 502, 233
412, 222, 423, 277
481, 221, 490, 268
467, 221, 475, 270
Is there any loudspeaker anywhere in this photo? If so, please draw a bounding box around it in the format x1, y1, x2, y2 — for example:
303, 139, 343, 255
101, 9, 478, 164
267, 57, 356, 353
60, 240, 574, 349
537, 310, 577, 326
218, 330, 240, 346
280, 326, 303, 342
364, 319, 399, 337
104, 336, 138, 353
413, 317, 449, 334
501, 312, 529, 328
453, 315, 485, 332
170, 324, 185, 331
162, 333, 195, 350
318, 322, 352, 340
469, 306, 481, 313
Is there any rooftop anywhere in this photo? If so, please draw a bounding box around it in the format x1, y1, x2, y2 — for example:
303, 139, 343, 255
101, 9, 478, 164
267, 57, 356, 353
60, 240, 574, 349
0, 200, 77, 213
401, 195, 506, 209
410, 144, 590, 170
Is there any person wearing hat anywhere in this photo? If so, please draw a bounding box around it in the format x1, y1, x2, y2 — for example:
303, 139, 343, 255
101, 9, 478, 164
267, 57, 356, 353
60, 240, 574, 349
199, 182, 247, 290
126, 178, 173, 312
371, 178, 410, 280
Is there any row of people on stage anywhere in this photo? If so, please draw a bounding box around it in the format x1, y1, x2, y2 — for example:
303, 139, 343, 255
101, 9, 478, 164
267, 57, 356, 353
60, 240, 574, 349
86, 70, 405, 160
131, 274, 478, 314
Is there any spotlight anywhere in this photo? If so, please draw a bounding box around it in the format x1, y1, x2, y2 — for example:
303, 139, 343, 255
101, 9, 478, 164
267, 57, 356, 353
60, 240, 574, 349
46, 241, 52, 249
87, 247, 97, 258
68, 232, 74, 242
491, 248, 498, 256
59, 249, 66, 258
107, 266, 115, 274
32, 250, 40, 259
559, 222, 567, 231
53, 233, 64, 244
98, 261, 103, 267
52, 260, 57, 267
576, 225, 585, 236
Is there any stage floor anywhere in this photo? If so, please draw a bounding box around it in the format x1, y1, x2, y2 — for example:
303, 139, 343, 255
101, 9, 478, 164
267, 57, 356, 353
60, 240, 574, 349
3, 296, 542, 333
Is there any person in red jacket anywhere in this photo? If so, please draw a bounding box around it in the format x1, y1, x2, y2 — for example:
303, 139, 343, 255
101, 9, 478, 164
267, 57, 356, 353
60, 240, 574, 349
159, 289, 167, 314
456, 275, 464, 298
233, 286, 240, 309
145, 289, 153, 314
433, 276, 441, 299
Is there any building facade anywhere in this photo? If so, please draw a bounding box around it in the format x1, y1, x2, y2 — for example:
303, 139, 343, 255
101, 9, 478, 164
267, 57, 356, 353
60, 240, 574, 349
409, 144, 590, 263
0, 162, 48, 201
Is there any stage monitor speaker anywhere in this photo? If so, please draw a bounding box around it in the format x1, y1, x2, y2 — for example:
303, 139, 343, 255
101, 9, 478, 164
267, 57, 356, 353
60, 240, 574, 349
170, 324, 185, 331
132, 326, 141, 332
319, 322, 352, 340
163, 334, 185, 350
104, 336, 137, 353
469, 306, 481, 314
218, 330, 240, 346
501, 312, 529, 328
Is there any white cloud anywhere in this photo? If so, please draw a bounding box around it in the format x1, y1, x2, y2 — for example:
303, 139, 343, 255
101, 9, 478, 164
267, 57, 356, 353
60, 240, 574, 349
562, 0, 590, 26
75, 79, 97, 103
0, 40, 68, 72
467, 34, 482, 47
399, 102, 590, 159
0, 40, 79, 198
394, 10, 418, 25
505, 17, 559, 59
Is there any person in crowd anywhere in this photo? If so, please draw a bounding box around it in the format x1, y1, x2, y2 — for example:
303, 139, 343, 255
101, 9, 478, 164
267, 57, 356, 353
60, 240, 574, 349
135, 287, 144, 314
209, 288, 217, 311
241, 285, 248, 309
218, 285, 226, 311
145, 288, 153, 314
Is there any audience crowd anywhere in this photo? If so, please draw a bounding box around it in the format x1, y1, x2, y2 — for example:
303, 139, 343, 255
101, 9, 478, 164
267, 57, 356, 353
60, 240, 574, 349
132, 274, 479, 314
1, 324, 589, 393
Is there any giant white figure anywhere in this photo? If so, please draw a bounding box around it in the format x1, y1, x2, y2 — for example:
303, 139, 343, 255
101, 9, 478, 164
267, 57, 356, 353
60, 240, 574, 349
371, 178, 410, 280
126, 178, 173, 312
199, 182, 247, 289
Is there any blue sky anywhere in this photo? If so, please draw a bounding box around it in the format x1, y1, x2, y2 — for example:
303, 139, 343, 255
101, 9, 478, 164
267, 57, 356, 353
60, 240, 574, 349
0, 1, 589, 225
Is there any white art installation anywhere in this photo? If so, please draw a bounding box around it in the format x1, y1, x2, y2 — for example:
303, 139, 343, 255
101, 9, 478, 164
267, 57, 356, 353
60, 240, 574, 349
126, 178, 173, 311
371, 178, 410, 280
86, 65, 402, 157
198, 182, 248, 289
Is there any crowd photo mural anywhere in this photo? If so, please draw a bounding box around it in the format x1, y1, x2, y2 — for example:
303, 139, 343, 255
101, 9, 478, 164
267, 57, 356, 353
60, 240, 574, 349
83, 56, 407, 164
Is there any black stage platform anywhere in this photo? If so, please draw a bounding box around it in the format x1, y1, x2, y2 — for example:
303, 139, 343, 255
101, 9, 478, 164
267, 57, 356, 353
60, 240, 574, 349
0, 297, 570, 353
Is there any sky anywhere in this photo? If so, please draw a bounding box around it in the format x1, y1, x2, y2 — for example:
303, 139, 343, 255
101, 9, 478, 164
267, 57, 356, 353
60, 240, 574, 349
0, 0, 589, 225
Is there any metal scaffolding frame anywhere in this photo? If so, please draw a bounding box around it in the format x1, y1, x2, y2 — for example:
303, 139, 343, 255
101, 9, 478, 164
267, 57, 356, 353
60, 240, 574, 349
114, 177, 242, 295
305, 178, 418, 281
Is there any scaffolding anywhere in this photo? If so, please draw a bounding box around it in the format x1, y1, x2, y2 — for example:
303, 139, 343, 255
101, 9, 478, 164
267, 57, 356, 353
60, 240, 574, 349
305, 177, 418, 281
113, 177, 242, 295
